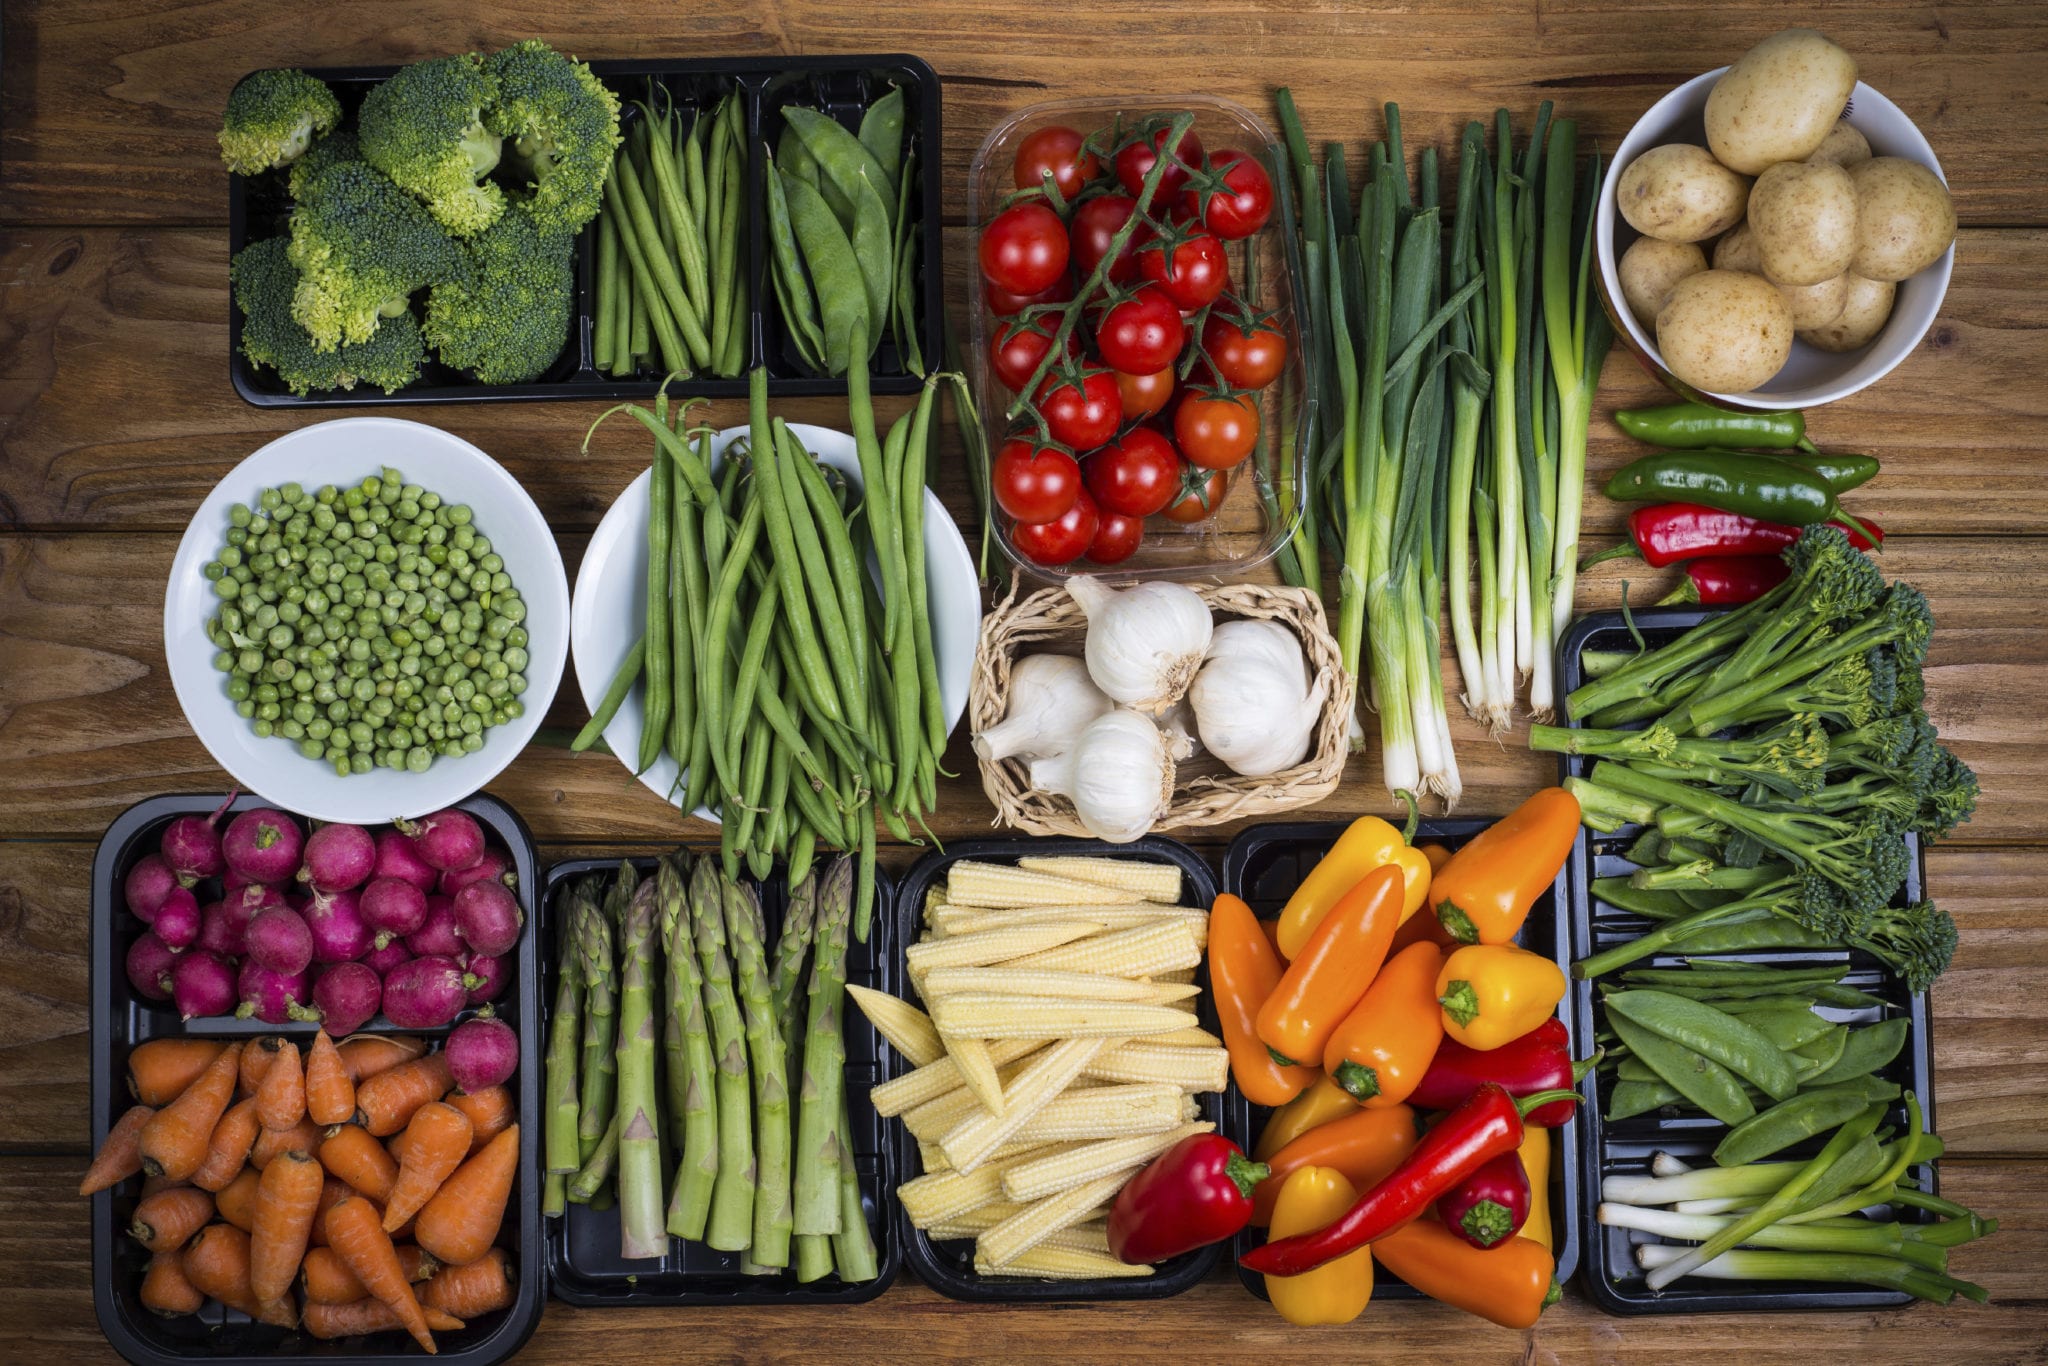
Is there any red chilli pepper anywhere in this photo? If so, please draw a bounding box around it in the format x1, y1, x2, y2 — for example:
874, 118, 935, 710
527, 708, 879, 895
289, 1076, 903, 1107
1589, 503, 1885, 570
1660, 555, 1790, 606
1407, 1018, 1595, 1129
1438, 1150, 1532, 1249
1108, 1132, 1269, 1264
1238, 1083, 1579, 1278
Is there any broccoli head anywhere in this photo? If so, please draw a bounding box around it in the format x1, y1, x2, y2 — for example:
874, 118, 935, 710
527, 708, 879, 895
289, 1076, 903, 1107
287, 127, 359, 200
219, 68, 343, 175
423, 202, 574, 383
288, 156, 467, 350
358, 53, 506, 236
233, 238, 423, 395
483, 39, 621, 233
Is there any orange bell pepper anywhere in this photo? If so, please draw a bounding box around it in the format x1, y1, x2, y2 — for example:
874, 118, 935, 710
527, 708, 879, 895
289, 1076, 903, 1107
1257, 865, 1404, 1067
1320, 941, 1445, 1106
1250, 1104, 1418, 1225
1368, 1220, 1559, 1330
1435, 943, 1568, 1052
1210, 894, 1316, 1106
1264, 1167, 1374, 1325
1517, 1123, 1552, 1251
1276, 817, 1433, 957
1429, 788, 1581, 944
1255, 1075, 1359, 1161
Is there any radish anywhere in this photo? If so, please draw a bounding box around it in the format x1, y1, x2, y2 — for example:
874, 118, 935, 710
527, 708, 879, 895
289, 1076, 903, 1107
399, 808, 485, 873
124, 854, 180, 923
152, 887, 202, 952
299, 823, 375, 892
460, 951, 508, 1006
303, 886, 372, 963
194, 900, 244, 957
160, 791, 234, 886
452, 880, 523, 957
406, 895, 464, 958
235, 959, 309, 1024
246, 904, 314, 976
361, 876, 428, 944
439, 847, 516, 898
309, 962, 382, 1035
373, 829, 439, 894
223, 808, 302, 884
170, 950, 236, 1020
444, 1014, 518, 1092
361, 938, 412, 978
380, 955, 469, 1028
229, 881, 290, 918
125, 933, 178, 1002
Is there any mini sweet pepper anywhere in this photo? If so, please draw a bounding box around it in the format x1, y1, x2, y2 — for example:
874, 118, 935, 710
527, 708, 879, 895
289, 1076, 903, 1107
1434, 943, 1568, 1052
1276, 815, 1433, 957
1263, 1166, 1374, 1326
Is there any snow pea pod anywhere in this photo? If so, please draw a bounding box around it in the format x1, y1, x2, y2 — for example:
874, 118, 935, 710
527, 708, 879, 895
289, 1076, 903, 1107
848, 167, 894, 352
1739, 1007, 1837, 1052
1713, 1080, 1898, 1168
780, 171, 866, 375
1791, 1023, 1850, 1078
1608, 1011, 1756, 1126
1606, 989, 1800, 1102
1806, 1017, 1910, 1089
781, 108, 894, 236
856, 85, 905, 200
1591, 876, 1692, 921
1606, 1078, 1681, 1120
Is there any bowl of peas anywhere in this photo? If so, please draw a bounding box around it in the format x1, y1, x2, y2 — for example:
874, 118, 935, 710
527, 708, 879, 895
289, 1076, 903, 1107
164, 417, 569, 823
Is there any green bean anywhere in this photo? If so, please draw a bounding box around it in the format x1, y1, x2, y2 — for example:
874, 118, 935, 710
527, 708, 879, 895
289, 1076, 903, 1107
1607, 1078, 1680, 1120
677, 429, 716, 815
748, 373, 848, 729
733, 703, 773, 857
1607, 990, 1800, 1102
572, 637, 645, 751
586, 403, 716, 505
848, 169, 893, 350
1668, 919, 1844, 954
855, 800, 877, 943
1608, 1011, 1755, 1126
628, 246, 653, 367
1807, 1018, 1909, 1089
702, 496, 766, 796
605, 163, 686, 375
711, 115, 744, 371
719, 258, 748, 379
753, 678, 840, 826
1738, 1007, 1837, 1052
639, 102, 712, 326
786, 823, 816, 891
846, 336, 907, 650
595, 209, 620, 372
1812, 984, 1887, 1009
1714, 1081, 1890, 1168
639, 441, 675, 773
763, 152, 827, 366
643, 127, 678, 262
892, 147, 922, 374
786, 439, 870, 709
667, 456, 696, 776
728, 571, 782, 760
612, 142, 712, 369
900, 377, 945, 756
857, 86, 905, 200
756, 729, 792, 881
1621, 966, 1846, 990
685, 107, 710, 241
1715, 995, 1834, 1015
780, 172, 867, 375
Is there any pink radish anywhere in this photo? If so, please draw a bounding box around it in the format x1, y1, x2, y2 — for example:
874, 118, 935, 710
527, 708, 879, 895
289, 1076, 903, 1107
298, 822, 375, 892
159, 791, 234, 886
125, 933, 178, 1002
372, 829, 439, 894
235, 960, 309, 1024
361, 938, 412, 977
194, 900, 242, 957
222, 808, 303, 884
398, 808, 485, 873
124, 854, 180, 923
452, 880, 523, 957
380, 955, 469, 1028
406, 895, 464, 958
460, 952, 508, 1006
229, 881, 290, 917
153, 887, 202, 952
246, 905, 314, 976
444, 1015, 518, 1092
439, 847, 515, 898
360, 876, 427, 945
308, 962, 382, 1035
302, 886, 372, 963
170, 950, 236, 1020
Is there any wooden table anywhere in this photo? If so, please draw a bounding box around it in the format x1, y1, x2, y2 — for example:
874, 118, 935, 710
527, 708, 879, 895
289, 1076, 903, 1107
4, 1, 2045, 1358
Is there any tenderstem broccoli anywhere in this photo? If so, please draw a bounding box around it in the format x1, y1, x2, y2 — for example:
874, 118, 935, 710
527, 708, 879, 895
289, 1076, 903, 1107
1530, 715, 1829, 799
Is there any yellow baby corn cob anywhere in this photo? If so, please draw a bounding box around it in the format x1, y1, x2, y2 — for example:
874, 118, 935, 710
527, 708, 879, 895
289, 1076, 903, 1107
1001, 1121, 1214, 1202
1083, 1042, 1230, 1093
945, 862, 1146, 909
972, 1244, 1153, 1280
920, 966, 1198, 1005
1004, 920, 1202, 979
906, 921, 1105, 974
1009, 1083, 1187, 1144
939, 1038, 1111, 1173
846, 984, 945, 1067
871, 1039, 1045, 1117
976, 1171, 1133, 1270
931, 993, 1195, 1040
1015, 856, 1182, 902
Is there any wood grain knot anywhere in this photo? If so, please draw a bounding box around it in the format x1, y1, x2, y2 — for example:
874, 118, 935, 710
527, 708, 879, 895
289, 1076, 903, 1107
47, 239, 82, 276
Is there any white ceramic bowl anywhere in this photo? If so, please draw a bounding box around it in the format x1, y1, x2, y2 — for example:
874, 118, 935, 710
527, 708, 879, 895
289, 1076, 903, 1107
164, 418, 569, 824
1598, 69, 1953, 410
571, 422, 979, 817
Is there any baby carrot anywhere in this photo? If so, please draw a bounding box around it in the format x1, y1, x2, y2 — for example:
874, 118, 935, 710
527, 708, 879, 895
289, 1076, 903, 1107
214, 1166, 262, 1231
301, 1244, 434, 1304
127, 1039, 226, 1106
384, 1103, 474, 1232
319, 1122, 400, 1204
140, 1249, 204, 1316
338, 1035, 428, 1085
325, 1194, 439, 1353
181, 1222, 297, 1327
81, 1104, 155, 1195
250, 1149, 325, 1302
251, 1117, 324, 1170
306, 1176, 355, 1249
141, 1043, 243, 1181
256, 1040, 305, 1131
356, 1054, 454, 1137
129, 1185, 214, 1253
305, 1031, 355, 1128
414, 1124, 519, 1267
421, 1247, 516, 1318
191, 1097, 261, 1192
240, 1036, 284, 1099
442, 1085, 514, 1155
303, 1299, 465, 1340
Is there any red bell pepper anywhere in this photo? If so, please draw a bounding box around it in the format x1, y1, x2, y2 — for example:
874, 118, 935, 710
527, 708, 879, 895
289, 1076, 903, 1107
1659, 555, 1790, 605
1437, 1150, 1532, 1249
1407, 1017, 1592, 1128
1108, 1132, 1268, 1264
1587, 502, 1884, 569
1238, 1082, 1579, 1278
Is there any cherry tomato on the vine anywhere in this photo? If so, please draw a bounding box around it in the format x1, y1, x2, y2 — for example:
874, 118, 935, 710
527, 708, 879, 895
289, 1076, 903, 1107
1114, 125, 1205, 201
1174, 389, 1261, 469
1201, 309, 1288, 389
1013, 488, 1100, 567
1094, 285, 1186, 376
1069, 195, 1142, 285
1162, 465, 1232, 523
987, 274, 1076, 317
1113, 366, 1175, 421
1137, 227, 1230, 311
1012, 125, 1101, 201
1180, 150, 1275, 240
980, 202, 1070, 295
989, 319, 1074, 392
1036, 363, 1124, 453
1086, 510, 1145, 565
1084, 427, 1182, 518
992, 438, 1081, 524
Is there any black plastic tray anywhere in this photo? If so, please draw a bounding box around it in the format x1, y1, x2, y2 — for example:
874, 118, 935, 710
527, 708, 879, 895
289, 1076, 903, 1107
538, 855, 900, 1305
1558, 608, 1939, 1315
90, 793, 544, 1366
889, 835, 1225, 1302
1221, 820, 1583, 1303
227, 54, 943, 407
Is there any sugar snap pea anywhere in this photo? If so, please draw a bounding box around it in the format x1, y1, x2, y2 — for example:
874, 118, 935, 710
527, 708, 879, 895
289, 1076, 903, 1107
1609, 1011, 1756, 1126
1714, 1081, 1893, 1168
764, 153, 828, 369
1621, 965, 1846, 990
1806, 1017, 1909, 1088
1666, 919, 1844, 953
781, 171, 866, 375
857, 86, 905, 199
1606, 990, 1801, 1102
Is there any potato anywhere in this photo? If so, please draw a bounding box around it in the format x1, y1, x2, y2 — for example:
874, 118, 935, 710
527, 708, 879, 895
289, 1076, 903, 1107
1706, 28, 1859, 174
1617, 145, 1751, 242
1798, 274, 1896, 352
1777, 274, 1850, 329
1748, 161, 1859, 285
1619, 238, 1709, 328
1711, 221, 1765, 274
1806, 119, 1872, 168
1848, 157, 1957, 281
1657, 270, 1794, 393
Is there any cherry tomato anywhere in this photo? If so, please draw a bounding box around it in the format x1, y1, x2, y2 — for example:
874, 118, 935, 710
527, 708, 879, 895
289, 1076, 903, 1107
992, 438, 1081, 523
1137, 228, 1230, 311
1094, 286, 1186, 376
1201, 310, 1288, 389
1114, 125, 1206, 201
1161, 465, 1231, 523
1180, 150, 1274, 240
1036, 363, 1124, 453
1174, 390, 1261, 469
1083, 427, 1182, 518
987, 274, 1075, 316
1086, 511, 1145, 565
980, 202, 1069, 295
1012, 125, 1100, 201
989, 319, 1074, 392
1069, 195, 1141, 285
1113, 366, 1175, 420
1012, 488, 1100, 567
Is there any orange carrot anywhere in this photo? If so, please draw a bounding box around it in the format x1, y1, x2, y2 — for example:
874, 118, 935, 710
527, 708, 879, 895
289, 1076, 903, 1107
180, 1221, 296, 1326
81, 1104, 156, 1195
320, 1122, 400, 1204
301, 1243, 435, 1304
442, 1085, 514, 1155
140, 1171, 184, 1198
129, 1185, 215, 1253
140, 1042, 243, 1181
249, 1148, 325, 1302
240, 1035, 285, 1099
255, 1039, 305, 1131
305, 1030, 355, 1127
355, 1054, 454, 1138
250, 1117, 323, 1170
140, 1249, 204, 1316
128, 1039, 227, 1106
421, 1247, 515, 1318
214, 1166, 262, 1231
383, 1103, 473, 1232
191, 1097, 261, 1192
338, 1034, 428, 1085
413, 1124, 518, 1268
325, 1194, 439, 1353
303, 1299, 464, 1340
306, 1176, 355, 1249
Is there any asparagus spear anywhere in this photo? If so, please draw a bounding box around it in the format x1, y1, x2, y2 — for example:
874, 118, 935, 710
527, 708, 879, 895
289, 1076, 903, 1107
543, 1171, 567, 1217
831, 1094, 878, 1282
575, 889, 618, 1165
569, 1111, 620, 1203
793, 1234, 835, 1283
615, 878, 667, 1259
769, 870, 817, 1060
725, 876, 794, 1267
690, 856, 757, 1252
544, 881, 585, 1177
793, 857, 852, 1236
660, 856, 720, 1241
657, 866, 690, 1143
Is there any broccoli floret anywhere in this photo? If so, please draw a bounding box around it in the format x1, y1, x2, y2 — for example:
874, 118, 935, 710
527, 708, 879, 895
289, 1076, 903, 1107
1530, 715, 1827, 799
1913, 746, 1980, 841
288, 156, 467, 350
287, 127, 359, 199
482, 39, 621, 233
358, 53, 506, 236
423, 202, 574, 382
219, 68, 342, 174
232, 238, 423, 395
1825, 710, 1935, 779
1844, 901, 1959, 993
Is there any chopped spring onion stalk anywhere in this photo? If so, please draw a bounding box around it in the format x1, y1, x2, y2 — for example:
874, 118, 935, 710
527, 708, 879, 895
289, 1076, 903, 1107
1633, 1244, 1987, 1306
1600, 1162, 1800, 1208
1598, 1202, 1945, 1267
1649, 1151, 1694, 1178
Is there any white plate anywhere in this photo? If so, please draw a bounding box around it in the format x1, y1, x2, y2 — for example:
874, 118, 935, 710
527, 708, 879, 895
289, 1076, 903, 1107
571, 422, 979, 817
164, 418, 570, 824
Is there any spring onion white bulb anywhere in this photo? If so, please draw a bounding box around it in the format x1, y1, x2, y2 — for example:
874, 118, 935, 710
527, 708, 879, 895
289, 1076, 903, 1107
1028, 709, 1176, 844
1187, 619, 1328, 777
1066, 575, 1213, 715
972, 653, 1112, 763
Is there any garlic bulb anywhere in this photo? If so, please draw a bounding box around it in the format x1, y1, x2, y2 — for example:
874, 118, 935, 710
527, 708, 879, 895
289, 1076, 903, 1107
973, 653, 1112, 763
1067, 575, 1214, 715
1157, 698, 1200, 761
1188, 619, 1329, 777
1028, 709, 1177, 844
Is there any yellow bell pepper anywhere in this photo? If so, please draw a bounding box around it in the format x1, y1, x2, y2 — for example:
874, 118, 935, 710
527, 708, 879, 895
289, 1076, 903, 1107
1264, 1166, 1374, 1325
1434, 943, 1568, 1051
1277, 816, 1432, 958
1255, 1075, 1361, 1161
1518, 1123, 1553, 1252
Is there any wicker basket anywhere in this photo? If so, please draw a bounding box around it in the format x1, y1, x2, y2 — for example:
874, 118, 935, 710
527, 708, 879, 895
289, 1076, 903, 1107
971, 582, 1354, 837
